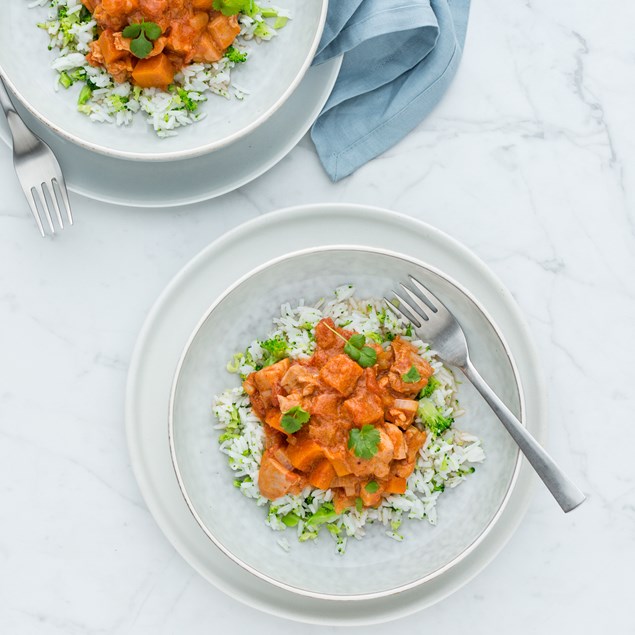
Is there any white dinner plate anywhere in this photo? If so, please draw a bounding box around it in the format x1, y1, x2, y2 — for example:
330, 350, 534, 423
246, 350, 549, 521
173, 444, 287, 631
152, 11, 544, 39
0, 0, 328, 160
0, 58, 341, 208
125, 204, 545, 625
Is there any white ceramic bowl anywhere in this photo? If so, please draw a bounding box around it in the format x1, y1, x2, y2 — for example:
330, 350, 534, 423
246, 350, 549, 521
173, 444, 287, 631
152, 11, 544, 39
0, 0, 327, 161
169, 246, 523, 600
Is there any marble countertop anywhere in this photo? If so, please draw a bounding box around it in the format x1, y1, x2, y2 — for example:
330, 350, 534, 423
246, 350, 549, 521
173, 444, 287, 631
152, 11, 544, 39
1, 0, 633, 633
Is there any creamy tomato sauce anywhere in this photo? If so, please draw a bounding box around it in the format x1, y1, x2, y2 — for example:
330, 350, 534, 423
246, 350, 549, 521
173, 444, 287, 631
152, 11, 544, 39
82, 0, 241, 88
243, 318, 434, 513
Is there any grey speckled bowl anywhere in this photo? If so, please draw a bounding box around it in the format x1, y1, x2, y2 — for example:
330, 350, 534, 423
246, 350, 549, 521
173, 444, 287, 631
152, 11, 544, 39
169, 246, 523, 600
0, 0, 327, 161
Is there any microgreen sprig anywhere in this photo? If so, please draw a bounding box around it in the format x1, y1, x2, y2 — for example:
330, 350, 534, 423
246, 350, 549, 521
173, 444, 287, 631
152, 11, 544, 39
122, 21, 162, 59
323, 323, 377, 368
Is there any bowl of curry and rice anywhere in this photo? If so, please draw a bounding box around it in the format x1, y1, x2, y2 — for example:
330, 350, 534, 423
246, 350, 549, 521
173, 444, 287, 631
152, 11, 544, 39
0, 0, 328, 160
168, 246, 524, 599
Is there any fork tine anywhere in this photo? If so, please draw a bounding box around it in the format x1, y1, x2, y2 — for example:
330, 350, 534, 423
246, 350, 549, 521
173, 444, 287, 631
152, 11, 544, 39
44, 181, 63, 230
408, 276, 439, 313
36, 184, 55, 234
27, 188, 45, 237
54, 177, 73, 226
385, 293, 423, 327
399, 283, 433, 321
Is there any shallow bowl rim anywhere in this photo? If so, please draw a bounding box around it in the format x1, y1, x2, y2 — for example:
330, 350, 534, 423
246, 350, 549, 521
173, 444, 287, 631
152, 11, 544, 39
168, 244, 525, 601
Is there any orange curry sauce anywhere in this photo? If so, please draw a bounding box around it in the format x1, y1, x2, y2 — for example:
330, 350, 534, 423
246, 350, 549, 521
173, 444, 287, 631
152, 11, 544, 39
243, 318, 434, 513
82, 0, 241, 88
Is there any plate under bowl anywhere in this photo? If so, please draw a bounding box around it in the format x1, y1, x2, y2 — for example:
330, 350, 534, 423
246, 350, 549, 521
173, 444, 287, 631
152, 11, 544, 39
0, 0, 327, 161
169, 245, 523, 600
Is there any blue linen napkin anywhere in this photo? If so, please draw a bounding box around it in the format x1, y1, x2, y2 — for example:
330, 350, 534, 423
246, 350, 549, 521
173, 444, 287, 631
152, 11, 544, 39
311, 0, 470, 182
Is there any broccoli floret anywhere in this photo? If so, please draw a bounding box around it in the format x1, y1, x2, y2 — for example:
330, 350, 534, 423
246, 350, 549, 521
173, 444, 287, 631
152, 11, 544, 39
418, 398, 453, 436
225, 45, 248, 63
77, 85, 93, 106
176, 88, 199, 112
419, 375, 440, 399
260, 337, 288, 367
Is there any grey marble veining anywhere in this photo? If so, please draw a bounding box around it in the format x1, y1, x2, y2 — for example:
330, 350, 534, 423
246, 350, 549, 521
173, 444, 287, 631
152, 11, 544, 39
0, 0, 633, 632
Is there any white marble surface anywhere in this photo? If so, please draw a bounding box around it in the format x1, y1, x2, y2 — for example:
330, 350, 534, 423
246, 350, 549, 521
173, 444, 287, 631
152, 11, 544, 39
1, 0, 633, 632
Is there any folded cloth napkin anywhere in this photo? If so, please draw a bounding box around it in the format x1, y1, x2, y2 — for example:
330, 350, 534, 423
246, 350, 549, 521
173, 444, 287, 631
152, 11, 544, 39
311, 0, 470, 182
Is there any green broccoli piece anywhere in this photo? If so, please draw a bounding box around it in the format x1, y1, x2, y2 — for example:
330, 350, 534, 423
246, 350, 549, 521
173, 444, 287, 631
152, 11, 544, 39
176, 88, 199, 112
260, 337, 288, 367
419, 375, 440, 399
225, 45, 248, 64
77, 85, 93, 106
305, 502, 339, 528
418, 398, 453, 436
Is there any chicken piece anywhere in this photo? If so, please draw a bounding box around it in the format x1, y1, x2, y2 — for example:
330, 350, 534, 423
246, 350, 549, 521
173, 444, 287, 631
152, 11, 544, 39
258, 451, 302, 500
276, 394, 303, 414
280, 364, 320, 397
385, 398, 419, 428
253, 358, 291, 393
384, 424, 407, 460
404, 427, 427, 463
319, 354, 363, 396
388, 337, 433, 396
347, 428, 394, 478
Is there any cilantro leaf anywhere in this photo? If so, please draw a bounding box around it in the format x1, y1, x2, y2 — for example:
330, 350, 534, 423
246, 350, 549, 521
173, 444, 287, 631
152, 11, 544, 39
130, 33, 152, 59
348, 425, 381, 460
124, 22, 162, 59
343, 341, 361, 361
143, 21, 162, 40
364, 480, 379, 493
280, 405, 310, 434
122, 23, 142, 38
323, 322, 377, 368
348, 333, 365, 349
402, 365, 422, 384
357, 346, 377, 368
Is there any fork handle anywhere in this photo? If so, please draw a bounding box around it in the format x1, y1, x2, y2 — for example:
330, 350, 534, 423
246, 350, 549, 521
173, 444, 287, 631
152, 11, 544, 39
462, 359, 586, 513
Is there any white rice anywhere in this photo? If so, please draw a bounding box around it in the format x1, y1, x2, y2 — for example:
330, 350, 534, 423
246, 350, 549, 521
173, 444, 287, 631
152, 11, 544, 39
213, 286, 485, 554
31, 0, 289, 136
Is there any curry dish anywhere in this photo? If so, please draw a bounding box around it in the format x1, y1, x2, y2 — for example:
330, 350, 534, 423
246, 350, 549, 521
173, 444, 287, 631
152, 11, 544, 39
82, 0, 242, 88
244, 318, 435, 513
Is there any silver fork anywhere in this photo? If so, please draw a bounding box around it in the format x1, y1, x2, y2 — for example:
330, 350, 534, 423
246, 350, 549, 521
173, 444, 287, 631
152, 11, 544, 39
0, 76, 73, 237
386, 276, 586, 513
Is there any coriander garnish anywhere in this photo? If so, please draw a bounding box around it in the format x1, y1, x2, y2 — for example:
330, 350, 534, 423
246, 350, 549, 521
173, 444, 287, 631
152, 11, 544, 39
122, 21, 162, 59
348, 425, 381, 460
280, 405, 310, 434
402, 365, 421, 383
323, 323, 377, 368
